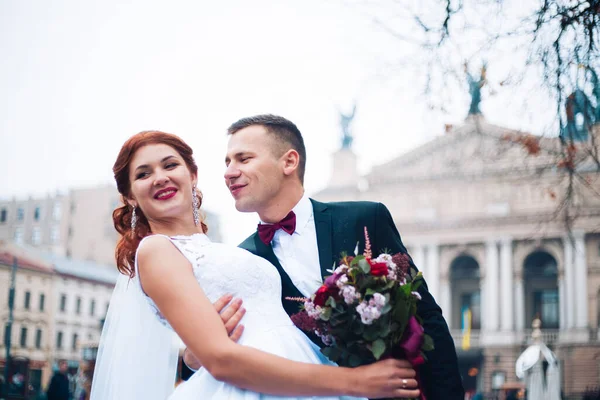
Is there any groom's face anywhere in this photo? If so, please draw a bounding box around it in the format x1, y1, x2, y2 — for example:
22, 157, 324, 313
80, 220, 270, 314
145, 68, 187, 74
225, 125, 285, 213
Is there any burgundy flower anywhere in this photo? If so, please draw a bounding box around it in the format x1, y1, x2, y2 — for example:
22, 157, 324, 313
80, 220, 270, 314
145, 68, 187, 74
313, 285, 331, 307
290, 310, 319, 332
368, 260, 388, 277
392, 253, 411, 275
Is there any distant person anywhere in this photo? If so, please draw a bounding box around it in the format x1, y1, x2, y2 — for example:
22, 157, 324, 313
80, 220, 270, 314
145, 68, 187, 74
46, 360, 70, 400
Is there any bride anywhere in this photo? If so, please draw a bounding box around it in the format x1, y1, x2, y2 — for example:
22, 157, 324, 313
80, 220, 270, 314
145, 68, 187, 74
90, 130, 420, 399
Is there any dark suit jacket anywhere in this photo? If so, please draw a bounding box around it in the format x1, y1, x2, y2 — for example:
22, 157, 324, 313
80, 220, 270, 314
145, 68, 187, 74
240, 199, 464, 400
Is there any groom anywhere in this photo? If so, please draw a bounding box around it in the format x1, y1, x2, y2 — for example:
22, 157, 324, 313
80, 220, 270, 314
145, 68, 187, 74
186, 114, 463, 399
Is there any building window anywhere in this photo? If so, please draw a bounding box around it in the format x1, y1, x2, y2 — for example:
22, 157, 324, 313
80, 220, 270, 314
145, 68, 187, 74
52, 203, 62, 221
31, 227, 42, 245
20, 327, 27, 348
56, 331, 63, 349
13, 227, 24, 244
460, 292, 481, 330
72, 333, 78, 351
90, 300, 96, 317
0, 208, 6, 223
17, 207, 24, 221
34, 206, 41, 221
35, 329, 42, 349
533, 290, 559, 329
39, 294, 45, 312
60, 294, 67, 312
76, 297, 81, 315
50, 226, 60, 244
24, 291, 31, 310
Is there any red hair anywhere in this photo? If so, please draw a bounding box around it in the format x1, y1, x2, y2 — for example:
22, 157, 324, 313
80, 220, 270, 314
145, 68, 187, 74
112, 130, 208, 277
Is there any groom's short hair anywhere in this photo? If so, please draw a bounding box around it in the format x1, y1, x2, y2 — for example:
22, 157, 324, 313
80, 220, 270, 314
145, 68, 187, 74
227, 114, 306, 184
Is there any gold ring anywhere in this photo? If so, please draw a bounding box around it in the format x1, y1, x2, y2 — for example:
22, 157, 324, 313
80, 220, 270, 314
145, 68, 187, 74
402, 379, 408, 389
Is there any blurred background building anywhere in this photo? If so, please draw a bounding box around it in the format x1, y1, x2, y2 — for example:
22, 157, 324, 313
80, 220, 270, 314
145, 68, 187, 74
315, 102, 600, 396
0, 185, 223, 265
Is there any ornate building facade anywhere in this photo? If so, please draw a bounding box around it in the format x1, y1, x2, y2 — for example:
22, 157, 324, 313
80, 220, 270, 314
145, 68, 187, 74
314, 116, 600, 395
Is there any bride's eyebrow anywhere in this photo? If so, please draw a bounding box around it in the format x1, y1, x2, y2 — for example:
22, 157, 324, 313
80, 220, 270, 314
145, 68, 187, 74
134, 155, 178, 172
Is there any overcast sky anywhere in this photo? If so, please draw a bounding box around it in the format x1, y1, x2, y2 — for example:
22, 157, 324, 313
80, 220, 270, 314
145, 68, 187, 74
0, 0, 554, 244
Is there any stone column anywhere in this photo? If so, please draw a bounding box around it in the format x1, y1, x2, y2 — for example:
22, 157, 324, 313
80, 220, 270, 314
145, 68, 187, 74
426, 243, 440, 301
574, 231, 588, 328
563, 236, 575, 329
500, 237, 513, 331
485, 240, 500, 331
514, 270, 525, 331
412, 245, 426, 278
440, 273, 452, 330
558, 268, 567, 330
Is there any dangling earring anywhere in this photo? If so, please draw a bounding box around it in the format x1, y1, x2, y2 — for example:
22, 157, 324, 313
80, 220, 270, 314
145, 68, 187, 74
192, 187, 200, 226
131, 207, 137, 231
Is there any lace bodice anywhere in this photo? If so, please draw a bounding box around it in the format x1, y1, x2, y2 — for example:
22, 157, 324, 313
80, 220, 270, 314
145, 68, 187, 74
135, 233, 293, 334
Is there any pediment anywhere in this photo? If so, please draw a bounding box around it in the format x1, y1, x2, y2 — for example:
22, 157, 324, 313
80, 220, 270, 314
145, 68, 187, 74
367, 117, 559, 185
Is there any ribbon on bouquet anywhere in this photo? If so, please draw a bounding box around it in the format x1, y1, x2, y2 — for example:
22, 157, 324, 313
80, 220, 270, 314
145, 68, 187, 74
397, 316, 427, 400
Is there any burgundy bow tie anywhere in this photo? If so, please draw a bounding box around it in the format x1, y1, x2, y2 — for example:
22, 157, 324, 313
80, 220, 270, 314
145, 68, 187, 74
257, 211, 296, 244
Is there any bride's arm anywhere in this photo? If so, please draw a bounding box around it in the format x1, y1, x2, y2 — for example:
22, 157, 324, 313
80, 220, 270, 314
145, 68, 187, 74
138, 236, 419, 399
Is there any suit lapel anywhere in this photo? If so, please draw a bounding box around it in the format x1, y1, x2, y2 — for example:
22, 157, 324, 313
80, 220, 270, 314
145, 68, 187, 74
310, 199, 335, 279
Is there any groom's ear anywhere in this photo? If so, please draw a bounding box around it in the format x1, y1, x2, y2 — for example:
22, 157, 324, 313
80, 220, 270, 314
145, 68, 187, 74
281, 149, 300, 177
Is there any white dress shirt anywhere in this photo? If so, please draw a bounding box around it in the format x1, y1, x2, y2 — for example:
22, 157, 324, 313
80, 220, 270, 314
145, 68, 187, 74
260, 195, 323, 297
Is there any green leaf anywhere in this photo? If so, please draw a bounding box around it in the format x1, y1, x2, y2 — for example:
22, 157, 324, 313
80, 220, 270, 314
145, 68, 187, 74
358, 258, 371, 274
392, 301, 410, 326
320, 307, 332, 321
380, 323, 392, 338
353, 322, 364, 335
348, 354, 363, 367
326, 296, 337, 308
365, 288, 378, 296
381, 303, 392, 315
422, 334, 435, 352
371, 339, 386, 360
363, 328, 380, 341
321, 346, 342, 362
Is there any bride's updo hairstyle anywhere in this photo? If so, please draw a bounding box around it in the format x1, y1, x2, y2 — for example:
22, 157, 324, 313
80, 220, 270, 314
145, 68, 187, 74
112, 130, 208, 277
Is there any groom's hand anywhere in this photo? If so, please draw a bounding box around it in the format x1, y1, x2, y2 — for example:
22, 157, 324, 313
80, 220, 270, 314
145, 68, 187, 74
182, 294, 246, 371
215, 293, 246, 340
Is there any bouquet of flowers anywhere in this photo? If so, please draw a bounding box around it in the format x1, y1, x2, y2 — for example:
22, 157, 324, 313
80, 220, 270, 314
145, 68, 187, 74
290, 228, 432, 398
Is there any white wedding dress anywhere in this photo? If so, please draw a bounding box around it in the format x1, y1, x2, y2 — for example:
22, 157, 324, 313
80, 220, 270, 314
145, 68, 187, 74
138, 233, 364, 400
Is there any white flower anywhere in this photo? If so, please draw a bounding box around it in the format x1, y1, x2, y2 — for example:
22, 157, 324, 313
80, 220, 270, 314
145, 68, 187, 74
336, 274, 349, 289
334, 265, 348, 275
371, 293, 387, 309
304, 301, 322, 319
356, 300, 383, 325
341, 285, 360, 304
316, 330, 334, 346
375, 253, 393, 264
387, 269, 397, 280
411, 291, 422, 300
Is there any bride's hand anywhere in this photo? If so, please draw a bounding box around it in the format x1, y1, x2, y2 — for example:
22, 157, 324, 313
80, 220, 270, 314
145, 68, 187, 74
352, 358, 420, 399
